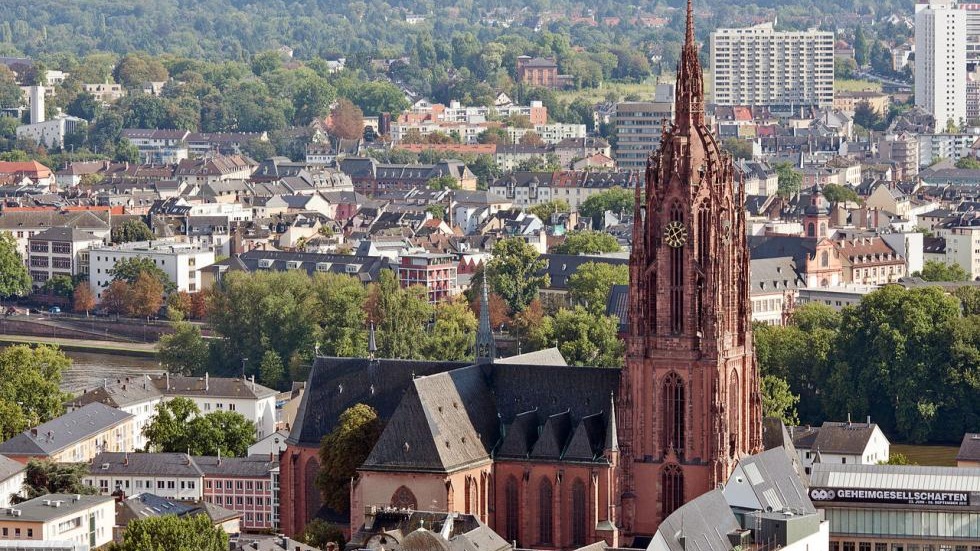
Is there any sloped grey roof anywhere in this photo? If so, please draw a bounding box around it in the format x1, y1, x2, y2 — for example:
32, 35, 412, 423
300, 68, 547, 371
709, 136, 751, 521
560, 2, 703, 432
5, 494, 114, 523
89, 452, 203, 477
956, 433, 980, 462
649, 490, 738, 551
150, 374, 277, 400
496, 347, 566, 366
0, 454, 25, 482
811, 421, 879, 455
28, 226, 101, 243
193, 454, 278, 478
0, 403, 133, 457
66, 377, 163, 409
733, 448, 816, 514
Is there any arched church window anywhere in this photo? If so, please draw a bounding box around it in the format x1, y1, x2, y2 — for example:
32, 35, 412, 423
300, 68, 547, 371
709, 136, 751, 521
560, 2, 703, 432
820, 222, 827, 237
505, 476, 519, 542
538, 478, 554, 545
662, 372, 686, 455
669, 203, 685, 334
821, 251, 829, 267
571, 479, 587, 546
390, 485, 418, 510
466, 477, 478, 515
304, 458, 321, 523
729, 369, 739, 458
662, 463, 684, 517
807, 222, 815, 237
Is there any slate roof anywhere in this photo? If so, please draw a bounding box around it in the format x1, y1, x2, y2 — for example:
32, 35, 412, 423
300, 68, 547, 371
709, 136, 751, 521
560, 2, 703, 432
0, 454, 24, 482
4, 494, 114, 522
150, 374, 277, 400
791, 421, 880, 455
651, 490, 740, 551
27, 226, 101, 243
496, 347, 567, 366
538, 254, 629, 290
233, 536, 319, 551
193, 454, 278, 478
66, 377, 162, 410
956, 433, 980, 462
347, 510, 509, 551
0, 210, 110, 232
731, 448, 816, 514
0, 403, 133, 457
236, 249, 391, 282
750, 257, 805, 294
117, 493, 240, 527
89, 452, 203, 477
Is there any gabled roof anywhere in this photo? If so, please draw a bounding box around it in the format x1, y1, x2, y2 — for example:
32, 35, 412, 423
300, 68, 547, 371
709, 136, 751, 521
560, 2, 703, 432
193, 454, 278, 478
150, 374, 277, 400
0, 403, 133, 457
27, 226, 101, 243
796, 421, 882, 455
0, 454, 25, 482
956, 433, 980, 462
66, 377, 163, 409
652, 490, 740, 551
88, 452, 203, 477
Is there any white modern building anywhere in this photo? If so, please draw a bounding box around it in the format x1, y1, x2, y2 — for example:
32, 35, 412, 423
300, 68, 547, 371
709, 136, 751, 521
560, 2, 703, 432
916, 1, 967, 131
791, 420, 891, 475
27, 227, 104, 287
84, 452, 204, 501
710, 22, 835, 107
88, 239, 215, 299
64, 376, 164, 451
16, 115, 85, 149
0, 494, 115, 550
935, 225, 980, 280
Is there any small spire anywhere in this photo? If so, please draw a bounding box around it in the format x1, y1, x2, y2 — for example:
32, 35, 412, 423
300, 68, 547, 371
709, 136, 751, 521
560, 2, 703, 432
475, 276, 496, 363
368, 322, 377, 360
674, 0, 705, 130
605, 392, 619, 452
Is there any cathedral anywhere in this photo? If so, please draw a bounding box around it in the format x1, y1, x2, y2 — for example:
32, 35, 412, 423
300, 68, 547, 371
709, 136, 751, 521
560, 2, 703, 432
279, 1, 761, 546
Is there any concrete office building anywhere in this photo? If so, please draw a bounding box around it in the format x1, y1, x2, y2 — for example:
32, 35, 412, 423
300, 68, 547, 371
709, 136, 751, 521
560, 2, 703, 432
88, 239, 215, 300
613, 83, 676, 172
916, 1, 967, 131
710, 22, 834, 108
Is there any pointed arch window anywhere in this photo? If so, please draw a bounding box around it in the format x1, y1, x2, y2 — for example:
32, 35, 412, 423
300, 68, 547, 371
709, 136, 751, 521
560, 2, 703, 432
571, 479, 587, 546
505, 476, 519, 542
662, 463, 684, 517
669, 203, 685, 334
662, 372, 686, 455
729, 369, 740, 458
304, 458, 321, 523
466, 477, 478, 515
391, 485, 418, 510
821, 250, 829, 267
538, 478, 554, 545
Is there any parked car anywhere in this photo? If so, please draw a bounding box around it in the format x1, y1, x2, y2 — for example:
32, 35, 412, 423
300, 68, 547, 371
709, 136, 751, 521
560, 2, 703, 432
48, 306, 61, 314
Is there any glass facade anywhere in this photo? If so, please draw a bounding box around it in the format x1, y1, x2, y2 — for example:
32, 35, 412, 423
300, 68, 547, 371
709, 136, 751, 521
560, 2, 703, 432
825, 508, 980, 540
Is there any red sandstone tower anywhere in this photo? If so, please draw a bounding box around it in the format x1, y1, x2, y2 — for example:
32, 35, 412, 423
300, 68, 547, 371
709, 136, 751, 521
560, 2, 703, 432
618, 0, 763, 537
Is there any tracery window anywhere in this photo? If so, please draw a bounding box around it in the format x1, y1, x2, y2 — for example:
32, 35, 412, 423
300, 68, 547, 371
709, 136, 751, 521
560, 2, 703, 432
662, 463, 684, 517
538, 478, 553, 545
662, 372, 686, 455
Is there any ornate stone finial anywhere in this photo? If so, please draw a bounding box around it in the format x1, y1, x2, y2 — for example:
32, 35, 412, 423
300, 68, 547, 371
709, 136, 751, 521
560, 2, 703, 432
368, 321, 377, 361
475, 276, 496, 363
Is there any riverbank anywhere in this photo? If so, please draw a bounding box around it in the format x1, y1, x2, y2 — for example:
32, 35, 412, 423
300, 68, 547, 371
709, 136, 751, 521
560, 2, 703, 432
0, 334, 157, 357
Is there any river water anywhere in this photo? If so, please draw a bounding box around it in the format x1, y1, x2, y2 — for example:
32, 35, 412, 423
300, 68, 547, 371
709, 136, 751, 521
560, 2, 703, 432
61, 350, 164, 395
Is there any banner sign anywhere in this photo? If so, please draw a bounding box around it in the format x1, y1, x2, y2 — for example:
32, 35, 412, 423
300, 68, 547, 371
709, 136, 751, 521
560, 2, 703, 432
809, 487, 970, 507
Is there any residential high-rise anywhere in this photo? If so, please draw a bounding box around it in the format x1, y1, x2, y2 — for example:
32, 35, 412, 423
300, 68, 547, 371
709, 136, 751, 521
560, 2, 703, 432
613, 83, 676, 172
710, 22, 834, 107
915, 1, 967, 131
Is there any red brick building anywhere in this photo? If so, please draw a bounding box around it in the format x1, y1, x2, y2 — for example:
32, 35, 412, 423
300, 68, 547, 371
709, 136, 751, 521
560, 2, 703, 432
516, 56, 573, 90
279, 3, 760, 545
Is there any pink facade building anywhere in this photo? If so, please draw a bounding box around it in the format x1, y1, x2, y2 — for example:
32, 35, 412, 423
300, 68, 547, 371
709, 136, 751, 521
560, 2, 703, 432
196, 455, 278, 532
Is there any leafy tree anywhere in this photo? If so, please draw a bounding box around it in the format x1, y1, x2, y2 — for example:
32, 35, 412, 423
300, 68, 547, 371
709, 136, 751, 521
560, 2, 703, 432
519, 131, 545, 147
0, 345, 72, 440
110, 257, 175, 292
467, 154, 502, 189
0, 232, 30, 299
111, 219, 154, 244
18, 459, 97, 502
157, 321, 209, 376
775, 162, 802, 198
165, 291, 192, 321
486, 237, 549, 314
821, 183, 861, 205
528, 199, 570, 222
956, 156, 980, 169
567, 262, 628, 314
312, 273, 368, 357
761, 375, 800, 426
365, 271, 432, 360
100, 280, 132, 315
879, 453, 915, 466
108, 513, 228, 551
552, 230, 621, 255
127, 271, 164, 318
477, 127, 510, 145
299, 519, 347, 550
0, 67, 23, 109
426, 174, 460, 190
328, 98, 363, 140
913, 261, 971, 282
546, 306, 623, 367
722, 138, 753, 160
258, 350, 286, 390
251, 50, 283, 76
424, 298, 477, 361
66, 92, 100, 121
853, 27, 869, 66
41, 274, 75, 297
143, 397, 255, 456
72, 284, 95, 314
317, 404, 383, 514
953, 286, 980, 316
113, 53, 168, 88
578, 186, 634, 228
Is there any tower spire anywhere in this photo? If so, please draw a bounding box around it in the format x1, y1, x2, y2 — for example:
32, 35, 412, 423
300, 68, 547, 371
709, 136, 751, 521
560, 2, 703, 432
368, 321, 377, 361
674, 0, 705, 130
475, 276, 496, 363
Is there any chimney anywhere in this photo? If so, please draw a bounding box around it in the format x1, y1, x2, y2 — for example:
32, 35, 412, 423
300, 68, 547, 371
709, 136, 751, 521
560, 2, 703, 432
30, 428, 38, 438
205, 372, 209, 392
250, 375, 255, 391
123, 453, 129, 466
867, 415, 871, 425
166, 372, 170, 390
847, 412, 852, 426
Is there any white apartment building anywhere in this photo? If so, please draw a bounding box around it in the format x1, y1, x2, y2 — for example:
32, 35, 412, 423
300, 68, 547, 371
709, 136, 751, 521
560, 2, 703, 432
64, 376, 164, 451
936, 225, 980, 279
85, 452, 204, 501
88, 239, 215, 299
915, 1, 967, 131
505, 123, 587, 145
917, 132, 979, 166
0, 456, 24, 509
791, 421, 891, 475
26, 227, 104, 287
16, 116, 85, 149
0, 494, 114, 550
710, 22, 834, 107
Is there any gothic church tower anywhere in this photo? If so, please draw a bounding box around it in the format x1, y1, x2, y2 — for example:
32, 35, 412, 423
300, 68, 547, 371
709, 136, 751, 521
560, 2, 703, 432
618, 0, 763, 537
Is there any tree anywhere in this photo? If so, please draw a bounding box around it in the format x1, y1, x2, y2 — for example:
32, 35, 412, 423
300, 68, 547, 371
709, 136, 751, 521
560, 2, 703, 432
953, 286, 980, 316
567, 262, 629, 314
879, 453, 915, 466
313, 273, 368, 357
157, 321, 209, 376
114, 53, 168, 88
552, 231, 621, 255
258, 350, 285, 390
365, 271, 432, 360
72, 284, 95, 314
317, 404, 382, 513
0, 345, 72, 440
165, 291, 192, 321
108, 514, 228, 551
424, 298, 477, 361
41, 274, 75, 297
913, 261, 971, 282
519, 131, 545, 147
477, 127, 510, 145
0, 232, 30, 299
110, 257, 174, 292
143, 397, 255, 456
578, 187, 634, 229
0, 67, 23, 109
299, 519, 347, 550
821, 183, 861, 205
111, 219, 154, 244
722, 138, 753, 160
761, 375, 800, 426
853, 27, 869, 66
955, 156, 980, 169
127, 271, 164, 318
328, 98, 363, 140
547, 306, 623, 368
18, 459, 97, 502
853, 101, 884, 131
775, 162, 802, 198
527, 199, 570, 222
486, 237, 550, 314
426, 174, 460, 190
100, 280, 133, 316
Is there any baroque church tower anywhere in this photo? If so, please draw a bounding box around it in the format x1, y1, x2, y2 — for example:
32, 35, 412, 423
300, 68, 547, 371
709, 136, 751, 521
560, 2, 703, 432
618, 0, 763, 537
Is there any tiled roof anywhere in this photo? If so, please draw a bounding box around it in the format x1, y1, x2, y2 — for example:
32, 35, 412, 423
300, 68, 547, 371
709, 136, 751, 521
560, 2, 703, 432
66, 377, 162, 409
150, 374, 277, 400
956, 433, 980, 462
0, 403, 133, 457
192, 454, 278, 478
89, 452, 203, 477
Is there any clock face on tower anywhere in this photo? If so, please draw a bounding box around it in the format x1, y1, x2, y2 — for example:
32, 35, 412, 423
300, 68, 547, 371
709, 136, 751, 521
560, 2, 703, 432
663, 221, 688, 248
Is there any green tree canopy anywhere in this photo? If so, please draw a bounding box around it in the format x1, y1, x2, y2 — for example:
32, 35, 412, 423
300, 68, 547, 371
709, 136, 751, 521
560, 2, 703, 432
366, 270, 432, 360
761, 375, 800, 426
913, 260, 971, 282
423, 298, 477, 361
486, 237, 550, 314
821, 183, 861, 205
18, 459, 97, 502
110, 257, 175, 292
157, 321, 209, 376
426, 174, 460, 190
552, 230, 621, 255
111, 219, 154, 244
545, 306, 623, 368
0, 231, 30, 299
955, 156, 980, 169
578, 186, 635, 228
775, 162, 802, 198
317, 404, 383, 514
108, 513, 228, 551
0, 345, 72, 440
567, 261, 628, 315
142, 397, 256, 456
527, 199, 570, 222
